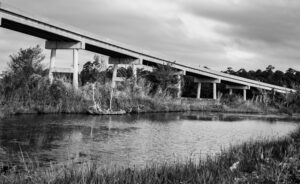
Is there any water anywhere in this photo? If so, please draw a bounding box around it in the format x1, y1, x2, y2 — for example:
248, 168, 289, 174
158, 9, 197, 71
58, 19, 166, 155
0, 112, 299, 169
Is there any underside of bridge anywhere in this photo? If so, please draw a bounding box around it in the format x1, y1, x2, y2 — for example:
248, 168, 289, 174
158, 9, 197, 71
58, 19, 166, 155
1, 18, 76, 41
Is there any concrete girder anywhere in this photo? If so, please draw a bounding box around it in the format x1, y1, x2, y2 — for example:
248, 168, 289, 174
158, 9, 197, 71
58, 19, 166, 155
0, 13, 83, 42
142, 56, 186, 73
114, 64, 153, 72
194, 78, 221, 83
108, 57, 141, 65
85, 40, 141, 59
225, 85, 250, 90
45, 41, 85, 49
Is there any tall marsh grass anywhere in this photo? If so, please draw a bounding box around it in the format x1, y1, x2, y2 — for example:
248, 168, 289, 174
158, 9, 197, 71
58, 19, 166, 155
1, 75, 226, 117
2, 72, 296, 118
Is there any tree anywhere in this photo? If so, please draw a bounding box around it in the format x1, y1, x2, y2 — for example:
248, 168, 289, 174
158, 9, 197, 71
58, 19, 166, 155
2, 45, 46, 97
0, 45, 48, 104
266, 65, 275, 72
224, 67, 235, 75
7, 45, 45, 81
144, 63, 179, 96
80, 55, 108, 85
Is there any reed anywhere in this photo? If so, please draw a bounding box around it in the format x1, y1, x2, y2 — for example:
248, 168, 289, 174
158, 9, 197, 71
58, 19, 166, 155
2, 74, 297, 118
0, 76, 227, 117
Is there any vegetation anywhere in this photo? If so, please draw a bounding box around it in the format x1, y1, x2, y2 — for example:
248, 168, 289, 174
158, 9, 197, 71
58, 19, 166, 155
223, 65, 300, 89
221, 65, 300, 113
0, 46, 214, 117
1, 46, 300, 118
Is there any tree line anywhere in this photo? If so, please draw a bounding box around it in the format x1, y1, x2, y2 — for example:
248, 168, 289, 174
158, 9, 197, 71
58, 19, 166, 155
223, 65, 300, 89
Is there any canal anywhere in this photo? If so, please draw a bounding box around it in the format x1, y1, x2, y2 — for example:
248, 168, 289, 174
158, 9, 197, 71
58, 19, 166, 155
0, 112, 298, 169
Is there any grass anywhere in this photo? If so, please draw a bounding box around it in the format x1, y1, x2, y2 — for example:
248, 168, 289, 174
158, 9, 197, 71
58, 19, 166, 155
1, 127, 299, 184
1, 76, 297, 119
0, 77, 222, 118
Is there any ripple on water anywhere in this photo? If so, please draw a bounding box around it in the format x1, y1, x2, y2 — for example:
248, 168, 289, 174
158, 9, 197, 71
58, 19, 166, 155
0, 112, 298, 169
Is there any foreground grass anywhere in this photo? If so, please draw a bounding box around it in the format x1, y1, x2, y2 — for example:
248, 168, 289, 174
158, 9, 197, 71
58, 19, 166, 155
1, 127, 299, 184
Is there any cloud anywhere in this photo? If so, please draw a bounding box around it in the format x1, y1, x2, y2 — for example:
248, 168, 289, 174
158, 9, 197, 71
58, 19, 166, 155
182, 0, 300, 70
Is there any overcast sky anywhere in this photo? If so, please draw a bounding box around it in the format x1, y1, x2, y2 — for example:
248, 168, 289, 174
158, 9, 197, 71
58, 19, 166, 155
1, 0, 300, 72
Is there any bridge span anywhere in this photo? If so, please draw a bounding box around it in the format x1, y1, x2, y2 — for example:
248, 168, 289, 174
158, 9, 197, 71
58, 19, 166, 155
0, 2, 296, 100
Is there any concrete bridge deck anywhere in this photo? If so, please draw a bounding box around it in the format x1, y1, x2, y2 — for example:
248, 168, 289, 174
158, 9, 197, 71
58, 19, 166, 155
0, 2, 296, 96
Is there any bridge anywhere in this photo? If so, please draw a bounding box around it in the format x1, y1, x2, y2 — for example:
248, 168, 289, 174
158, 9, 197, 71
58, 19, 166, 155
0, 2, 296, 100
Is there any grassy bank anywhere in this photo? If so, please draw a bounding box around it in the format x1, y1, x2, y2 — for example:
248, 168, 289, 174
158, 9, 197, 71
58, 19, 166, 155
0, 76, 280, 119
1, 125, 299, 184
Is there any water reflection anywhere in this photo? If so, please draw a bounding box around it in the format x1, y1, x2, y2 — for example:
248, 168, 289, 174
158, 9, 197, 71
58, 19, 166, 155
0, 112, 298, 169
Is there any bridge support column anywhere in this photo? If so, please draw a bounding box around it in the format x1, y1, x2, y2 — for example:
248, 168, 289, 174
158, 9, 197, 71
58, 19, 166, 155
131, 63, 138, 87
132, 64, 137, 78
73, 49, 79, 89
45, 41, 85, 90
194, 78, 220, 100
226, 85, 250, 101
243, 89, 247, 101
177, 75, 182, 98
49, 49, 56, 84
197, 83, 201, 99
111, 64, 118, 88
213, 83, 217, 100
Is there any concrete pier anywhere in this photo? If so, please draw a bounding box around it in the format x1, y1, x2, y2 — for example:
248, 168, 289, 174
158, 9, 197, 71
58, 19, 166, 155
111, 64, 118, 88
197, 83, 201, 99
194, 78, 220, 100
213, 83, 217, 100
73, 49, 79, 89
49, 49, 56, 83
177, 75, 182, 98
243, 89, 247, 101
45, 41, 84, 89
226, 85, 250, 101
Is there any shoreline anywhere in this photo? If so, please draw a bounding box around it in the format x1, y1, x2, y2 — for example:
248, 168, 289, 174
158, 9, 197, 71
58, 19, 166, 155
0, 103, 289, 119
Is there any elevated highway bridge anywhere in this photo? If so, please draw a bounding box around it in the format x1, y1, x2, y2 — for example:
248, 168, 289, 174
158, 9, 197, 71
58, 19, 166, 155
0, 2, 295, 100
